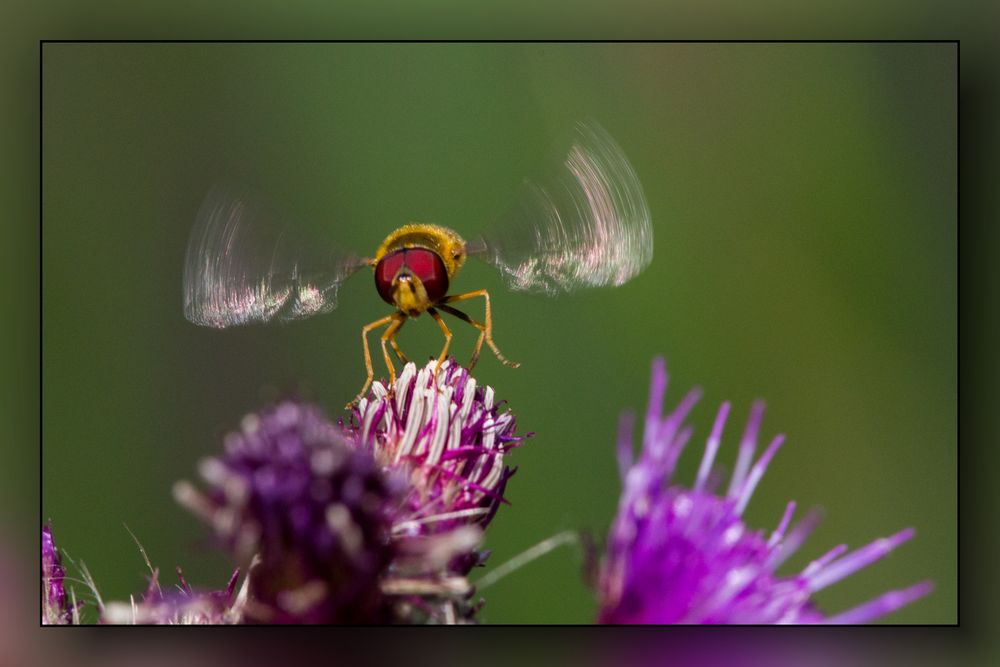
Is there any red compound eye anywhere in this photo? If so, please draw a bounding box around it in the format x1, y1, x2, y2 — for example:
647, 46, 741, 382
373, 248, 450, 306
404, 248, 449, 303
374, 250, 406, 305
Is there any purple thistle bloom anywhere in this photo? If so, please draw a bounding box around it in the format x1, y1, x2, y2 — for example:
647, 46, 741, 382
174, 400, 402, 623
598, 357, 932, 624
101, 566, 247, 625
345, 358, 527, 548
42, 524, 75, 625
338, 358, 529, 622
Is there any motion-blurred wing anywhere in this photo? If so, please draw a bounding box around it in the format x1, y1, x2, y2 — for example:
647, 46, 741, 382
472, 121, 653, 295
183, 185, 366, 328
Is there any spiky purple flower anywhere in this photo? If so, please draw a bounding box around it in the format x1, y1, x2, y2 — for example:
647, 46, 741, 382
336, 358, 528, 622
42, 524, 76, 625
598, 358, 932, 624
174, 400, 401, 623
345, 358, 527, 548
101, 567, 248, 625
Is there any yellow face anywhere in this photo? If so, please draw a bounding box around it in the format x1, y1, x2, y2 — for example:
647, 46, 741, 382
372, 224, 467, 315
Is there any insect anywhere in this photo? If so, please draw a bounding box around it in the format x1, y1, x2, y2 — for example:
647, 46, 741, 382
183, 121, 653, 406
360, 221, 519, 404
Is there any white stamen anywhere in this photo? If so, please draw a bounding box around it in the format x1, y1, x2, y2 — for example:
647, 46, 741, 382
460, 378, 477, 420
361, 399, 378, 443
394, 363, 416, 412
395, 379, 426, 462
448, 402, 463, 463
381, 576, 471, 597
426, 386, 452, 465
392, 507, 490, 534
481, 455, 505, 494
469, 414, 497, 483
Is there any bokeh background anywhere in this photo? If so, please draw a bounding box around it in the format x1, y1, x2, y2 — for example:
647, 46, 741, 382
41, 43, 955, 623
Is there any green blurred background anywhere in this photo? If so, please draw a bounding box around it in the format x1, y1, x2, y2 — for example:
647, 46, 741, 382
41, 43, 955, 623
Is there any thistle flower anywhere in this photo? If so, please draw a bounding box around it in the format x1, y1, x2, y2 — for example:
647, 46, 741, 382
173, 401, 401, 623
598, 357, 932, 624
345, 358, 527, 566
41, 524, 76, 625
101, 567, 248, 625
339, 358, 528, 622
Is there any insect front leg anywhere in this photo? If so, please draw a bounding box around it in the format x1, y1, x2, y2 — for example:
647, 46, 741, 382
436, 304, 486, 370
386, 319, 409, 365
349, 313, 399, 408
380, 314, 408, 385
428, 307, 453, 376
441, 289, 520, 369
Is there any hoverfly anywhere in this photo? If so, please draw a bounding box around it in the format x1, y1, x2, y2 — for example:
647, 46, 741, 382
183, 121, 653, 405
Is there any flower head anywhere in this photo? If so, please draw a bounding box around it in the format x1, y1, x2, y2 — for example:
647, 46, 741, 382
42, 524, 76, 625
345, 359, 527, 550
174, 400, 401, 623
336, 358, 528, 622
101, 567, 248, 625
598, 357, 932, 624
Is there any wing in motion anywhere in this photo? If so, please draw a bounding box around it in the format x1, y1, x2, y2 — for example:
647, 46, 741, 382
183, 185, 367, 328
472, 120, 653, 295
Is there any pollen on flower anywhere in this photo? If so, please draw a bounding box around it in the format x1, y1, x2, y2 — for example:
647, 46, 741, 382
598, 357, 932, 624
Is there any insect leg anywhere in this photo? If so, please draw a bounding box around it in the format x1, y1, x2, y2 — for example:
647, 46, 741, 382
386, 318, 409, 365
349, 313, 398, 408
441, 289, 520, 369
436, 304, 486, 370
428, 307, 453, 376
380, 314, 407, 385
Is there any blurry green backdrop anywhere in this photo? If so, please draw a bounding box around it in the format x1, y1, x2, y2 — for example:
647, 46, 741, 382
41, 43, 955, 623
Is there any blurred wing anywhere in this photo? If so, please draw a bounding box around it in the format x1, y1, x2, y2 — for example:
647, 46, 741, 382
183, 185, 366, 328
472, 120, 653, 295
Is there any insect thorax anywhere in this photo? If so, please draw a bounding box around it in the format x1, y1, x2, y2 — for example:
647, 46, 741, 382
374, 223, 467, 279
